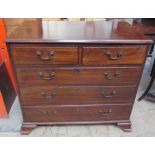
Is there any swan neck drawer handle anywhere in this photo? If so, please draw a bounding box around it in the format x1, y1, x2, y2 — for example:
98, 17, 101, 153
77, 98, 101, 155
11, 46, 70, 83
103, 71, 120, 80
36, 51, 55, 61
97, 109, 112, 116
106, 51, 123, 60
37, 72, 56, 80
101, 90, 116, 98
40, 91, 57, 99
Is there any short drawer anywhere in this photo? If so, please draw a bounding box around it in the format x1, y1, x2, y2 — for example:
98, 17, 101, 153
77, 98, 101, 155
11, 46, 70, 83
11, 46, 78, 65
22, 104, 132, 122
19, 86, 136, 106
16, 67, 141, 85
82, 46, 147, 65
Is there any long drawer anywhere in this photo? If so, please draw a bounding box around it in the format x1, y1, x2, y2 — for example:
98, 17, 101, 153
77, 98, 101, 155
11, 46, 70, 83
82, 46, 147, 65
11, 46, 78, 65
16, 67, 141, 85
22, 104, 132, 122
19, 86, 136, 105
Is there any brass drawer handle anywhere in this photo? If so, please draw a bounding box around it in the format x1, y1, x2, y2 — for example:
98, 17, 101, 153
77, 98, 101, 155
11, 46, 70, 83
103, 71, 120, 80
43, 110, 57, 115
74, 69, 81, 74
97, 109, 112, 116
40, 91, 56, 99
36, 51, 55, 61
37, 72, 56, 80
101, 90, 116, 98
105, 51, 123, 60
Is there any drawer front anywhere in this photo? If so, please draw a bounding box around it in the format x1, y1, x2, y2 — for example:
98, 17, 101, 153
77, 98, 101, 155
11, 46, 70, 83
82, 46, 147, 65
11, 47, 78, 65
16, 67, 141, 85
19, 86, 136, 106
22, 104, 132, 122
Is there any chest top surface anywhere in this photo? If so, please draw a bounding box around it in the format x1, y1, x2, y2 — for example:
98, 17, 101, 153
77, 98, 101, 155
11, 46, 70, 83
5, 19, 153, 44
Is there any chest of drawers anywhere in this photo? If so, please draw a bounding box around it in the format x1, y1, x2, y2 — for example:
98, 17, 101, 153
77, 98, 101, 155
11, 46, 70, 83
6, 20, 153, 134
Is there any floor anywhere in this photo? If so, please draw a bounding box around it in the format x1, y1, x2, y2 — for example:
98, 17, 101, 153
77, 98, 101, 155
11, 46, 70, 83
0, 57, 155, 137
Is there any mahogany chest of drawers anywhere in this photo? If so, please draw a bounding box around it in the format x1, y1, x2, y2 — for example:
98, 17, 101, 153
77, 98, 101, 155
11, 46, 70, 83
5, 20, 153, 134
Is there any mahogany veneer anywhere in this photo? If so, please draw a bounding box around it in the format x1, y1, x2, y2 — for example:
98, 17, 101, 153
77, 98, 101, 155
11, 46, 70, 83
19, 85, 136, 105
16, 67, 141, 85
6, 20, 153, 134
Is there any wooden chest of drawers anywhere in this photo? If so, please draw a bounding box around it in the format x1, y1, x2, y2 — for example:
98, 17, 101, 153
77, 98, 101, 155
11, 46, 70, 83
6, 20, 153, 134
